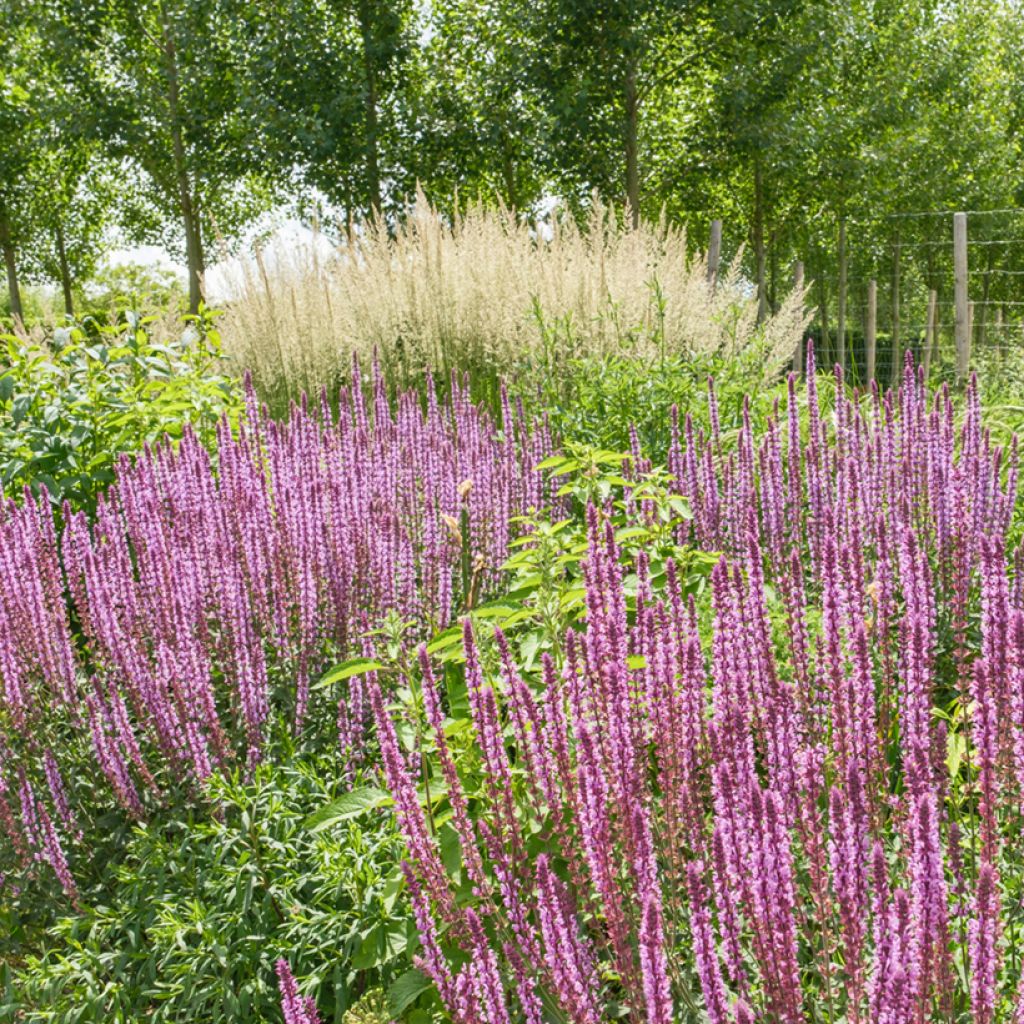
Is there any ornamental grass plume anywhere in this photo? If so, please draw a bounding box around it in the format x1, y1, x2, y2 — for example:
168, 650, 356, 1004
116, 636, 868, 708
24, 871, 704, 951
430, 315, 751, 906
220, 191, 808, 408
0, 367, 554, 892
382, 349, 1024, 1024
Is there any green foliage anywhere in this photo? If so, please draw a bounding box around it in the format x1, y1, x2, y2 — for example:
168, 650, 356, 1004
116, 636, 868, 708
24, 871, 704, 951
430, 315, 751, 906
2, 754, 414, 1024
470, 450, 714, 658
525, 346, 790, 457
80, 262, 187, 319
342, 988, 391, 1024
0, 310, 239, 511
417, 0, 547, 211
229, 0, 416, 219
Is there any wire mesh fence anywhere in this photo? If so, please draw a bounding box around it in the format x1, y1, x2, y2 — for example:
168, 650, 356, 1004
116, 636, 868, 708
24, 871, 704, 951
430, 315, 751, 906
794, 208, 1024, 386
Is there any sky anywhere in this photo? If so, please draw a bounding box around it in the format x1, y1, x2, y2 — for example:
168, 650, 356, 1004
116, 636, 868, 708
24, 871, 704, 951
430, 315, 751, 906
107, 216, 328, 303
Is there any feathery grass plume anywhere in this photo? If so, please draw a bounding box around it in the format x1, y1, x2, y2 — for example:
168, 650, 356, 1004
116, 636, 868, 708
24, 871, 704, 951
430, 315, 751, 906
220, 191, 809, 409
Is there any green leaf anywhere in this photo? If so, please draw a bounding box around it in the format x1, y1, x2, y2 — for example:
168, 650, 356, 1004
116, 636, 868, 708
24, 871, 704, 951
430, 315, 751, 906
352, 920, 407, 969
946, 731, 966, 780
469, 604, 517, 620
303, 787, 393, 831
425, 627, 462, 654
547, 459, 581, 477
614, 526, 650, 542
314, 658, 387, 690
388, 969, 432, 1016
668, 497, 694, 520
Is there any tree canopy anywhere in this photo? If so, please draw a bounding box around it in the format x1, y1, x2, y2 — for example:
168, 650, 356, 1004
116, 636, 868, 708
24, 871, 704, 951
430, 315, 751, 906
3, 0, 1023, 327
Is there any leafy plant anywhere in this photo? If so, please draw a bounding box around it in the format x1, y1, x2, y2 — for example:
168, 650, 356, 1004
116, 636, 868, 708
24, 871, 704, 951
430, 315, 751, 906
316, 446, 717, 686
523, 346, 792, 458
0, 309, 239, 511
3, 752, 414, 1024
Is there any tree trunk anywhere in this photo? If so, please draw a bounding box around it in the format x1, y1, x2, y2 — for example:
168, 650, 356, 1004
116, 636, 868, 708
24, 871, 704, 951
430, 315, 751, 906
358, 0, 384, 218
501, 140, 517, 213
818, 254, 829, 365
162, 13, 204, 313
890, 237, 901, 387
0, 200, 23, 322
753, 160, 767, 323
625, 62, 640, 228
837, 217, 847, 376
55, 221, 74, 317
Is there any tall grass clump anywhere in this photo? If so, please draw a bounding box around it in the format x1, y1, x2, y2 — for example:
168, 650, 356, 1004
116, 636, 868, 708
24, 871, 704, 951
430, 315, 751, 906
220, 193, 808, 411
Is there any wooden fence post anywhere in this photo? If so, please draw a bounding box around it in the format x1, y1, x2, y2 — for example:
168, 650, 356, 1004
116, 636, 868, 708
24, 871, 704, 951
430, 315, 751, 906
818, 255, 829, 365
866, 279, 877, 383
707, 219, 722, 289
890, 241, 902, 386
923, 289, 937, 379
837, 218, 847, 376
954, 211, 970, 383
793, 260, 805, 374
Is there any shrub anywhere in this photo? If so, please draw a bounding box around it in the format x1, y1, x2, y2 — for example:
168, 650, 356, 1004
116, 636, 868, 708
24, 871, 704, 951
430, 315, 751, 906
219, 193, 808, 412
0, 310, 239, 511
524, 344, 793, 457
3, 752, 413, 1024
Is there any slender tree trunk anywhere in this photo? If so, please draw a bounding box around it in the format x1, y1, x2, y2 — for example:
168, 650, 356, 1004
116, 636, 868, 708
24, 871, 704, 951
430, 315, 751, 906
55, 222, 74, 317
358, 0, 384, 217
193, 187, 207, 276
0, 199, 23, 322
501, 141, 517, 212
753, 160, 767, 322
837, 217, 847, 376
818, 253, 829, 364
625, 62, 640, 228
162, 13, 204, 313
890, 236, 901, 387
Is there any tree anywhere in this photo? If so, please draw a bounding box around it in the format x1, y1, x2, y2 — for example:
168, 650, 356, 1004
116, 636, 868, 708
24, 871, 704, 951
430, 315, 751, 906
414, 0, 549, 213
39, 0, 275, 312
0, 16, 43, 321
530, 0, 706, 225
20, 146, 117, 316
230, 0, 417, 219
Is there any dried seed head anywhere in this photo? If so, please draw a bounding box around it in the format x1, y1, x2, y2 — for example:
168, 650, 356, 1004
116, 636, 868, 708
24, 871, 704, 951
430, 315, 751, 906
441, 514, 463, 546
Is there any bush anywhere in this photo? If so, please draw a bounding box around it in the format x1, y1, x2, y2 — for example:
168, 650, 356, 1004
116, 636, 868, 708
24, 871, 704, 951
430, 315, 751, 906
524, 344, 793, 457
0, 310, 239, 512
2, 750, 414, 1024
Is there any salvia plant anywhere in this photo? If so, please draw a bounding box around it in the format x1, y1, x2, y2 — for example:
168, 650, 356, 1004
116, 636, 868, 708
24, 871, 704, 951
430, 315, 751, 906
278, 959, 322, 1024
374, 347, 1024, 1024
0, 363, 555, 901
